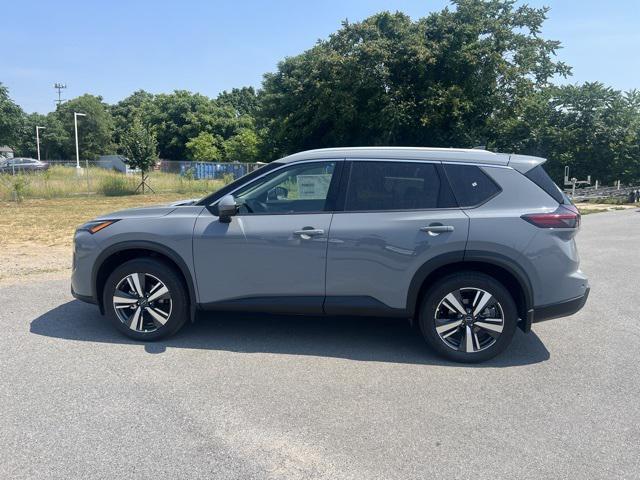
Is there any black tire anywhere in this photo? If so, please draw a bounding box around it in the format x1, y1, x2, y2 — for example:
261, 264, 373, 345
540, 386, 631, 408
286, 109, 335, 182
103, 258, 189, 341
418, 272, 517, 363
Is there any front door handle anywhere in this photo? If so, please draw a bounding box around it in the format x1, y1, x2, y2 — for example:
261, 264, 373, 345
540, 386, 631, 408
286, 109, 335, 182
293, 228, 325, 238
420, 224, 455, 235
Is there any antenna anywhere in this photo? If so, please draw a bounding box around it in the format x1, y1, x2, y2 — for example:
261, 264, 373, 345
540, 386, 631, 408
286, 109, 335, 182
54, 83, 67, 107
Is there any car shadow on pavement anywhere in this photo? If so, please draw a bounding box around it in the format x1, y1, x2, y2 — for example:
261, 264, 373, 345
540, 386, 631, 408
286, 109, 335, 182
30, 300, 550, 367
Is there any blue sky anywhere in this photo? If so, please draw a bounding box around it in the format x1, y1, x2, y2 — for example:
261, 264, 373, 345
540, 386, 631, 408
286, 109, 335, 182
2, 0, 639, 114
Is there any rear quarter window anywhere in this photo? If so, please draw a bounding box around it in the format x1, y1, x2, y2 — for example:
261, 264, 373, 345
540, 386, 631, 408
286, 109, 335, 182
443, 164, 501, 207
524, 165, 567, 204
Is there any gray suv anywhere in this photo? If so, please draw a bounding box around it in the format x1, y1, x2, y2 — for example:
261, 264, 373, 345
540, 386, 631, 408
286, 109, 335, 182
72, 147, 589, 362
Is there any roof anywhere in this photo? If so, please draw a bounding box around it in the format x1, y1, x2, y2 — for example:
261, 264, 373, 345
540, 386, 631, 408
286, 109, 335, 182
0, 146, 14, 152
277, 146, 522, 166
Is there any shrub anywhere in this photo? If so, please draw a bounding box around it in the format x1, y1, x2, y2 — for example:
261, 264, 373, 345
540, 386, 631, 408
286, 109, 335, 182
11, 175, 30, 202
0, 174, 31, 202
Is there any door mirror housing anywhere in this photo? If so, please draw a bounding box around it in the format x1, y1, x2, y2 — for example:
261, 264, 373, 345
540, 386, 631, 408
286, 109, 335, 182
216, 195, 237, 223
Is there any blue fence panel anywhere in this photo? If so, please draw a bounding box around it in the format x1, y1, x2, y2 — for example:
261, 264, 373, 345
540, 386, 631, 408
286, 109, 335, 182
168, 161, 256, 180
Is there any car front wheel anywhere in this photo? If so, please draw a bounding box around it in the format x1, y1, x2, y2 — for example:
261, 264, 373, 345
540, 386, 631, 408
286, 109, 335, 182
103, 258, 189, 341
418, 272, 517, 363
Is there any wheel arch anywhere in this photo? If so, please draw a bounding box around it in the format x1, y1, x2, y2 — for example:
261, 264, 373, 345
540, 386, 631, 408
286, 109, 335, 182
92, 241, 197, 320
407, 252, 533, 331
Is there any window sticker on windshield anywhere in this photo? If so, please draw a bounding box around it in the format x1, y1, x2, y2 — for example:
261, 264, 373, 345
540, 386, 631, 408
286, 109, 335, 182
297, 174, 332, 199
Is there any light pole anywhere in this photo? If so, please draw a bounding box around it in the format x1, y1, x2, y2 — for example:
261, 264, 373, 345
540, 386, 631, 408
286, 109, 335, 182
74, 112, 86, 170
35, 126, 46, 161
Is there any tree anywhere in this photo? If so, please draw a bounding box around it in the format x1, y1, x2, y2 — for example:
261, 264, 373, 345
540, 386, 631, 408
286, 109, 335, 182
120, 116, 158, 193
217, 87, 259, 117
258, 0, 570, 158
111, 90, 155, 148
0, 83, 25, 149
490, 82, 640, 184
224, 129, 261, 162
147, 90, 250, 160
39, 113, 70, 160
55, 94, 115, 159
186, 132, 222, 161
14, 112, 48, 158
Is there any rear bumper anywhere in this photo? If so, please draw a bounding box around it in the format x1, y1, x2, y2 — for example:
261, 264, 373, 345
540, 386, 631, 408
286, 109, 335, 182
533, 287, 590, 323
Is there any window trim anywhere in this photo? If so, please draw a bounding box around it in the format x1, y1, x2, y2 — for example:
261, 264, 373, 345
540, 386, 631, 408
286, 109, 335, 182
339, 159, 458, 213
441, 162, 503, 209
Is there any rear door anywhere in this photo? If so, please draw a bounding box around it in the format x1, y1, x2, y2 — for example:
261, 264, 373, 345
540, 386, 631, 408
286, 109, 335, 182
325, 160, 469, 314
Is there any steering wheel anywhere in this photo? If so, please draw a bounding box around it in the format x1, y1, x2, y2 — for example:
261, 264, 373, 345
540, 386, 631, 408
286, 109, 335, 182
242, 201, 254, 213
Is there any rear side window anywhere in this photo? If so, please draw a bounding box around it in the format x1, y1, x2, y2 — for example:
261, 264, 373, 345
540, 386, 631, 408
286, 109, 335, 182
524, 165, 567, 204
345, 161, 456, 211
443, 164, 501, 207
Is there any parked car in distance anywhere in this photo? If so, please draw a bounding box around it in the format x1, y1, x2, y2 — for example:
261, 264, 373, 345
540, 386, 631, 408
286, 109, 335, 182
0, 157, 49, 174
71, 147, 589, 363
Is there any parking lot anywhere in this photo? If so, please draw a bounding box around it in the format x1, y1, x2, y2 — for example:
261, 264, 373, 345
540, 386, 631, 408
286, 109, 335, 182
1, 208, 638, 479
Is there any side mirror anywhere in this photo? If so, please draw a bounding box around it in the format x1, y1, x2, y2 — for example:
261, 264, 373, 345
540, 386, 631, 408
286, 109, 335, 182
216, 194, 237, 223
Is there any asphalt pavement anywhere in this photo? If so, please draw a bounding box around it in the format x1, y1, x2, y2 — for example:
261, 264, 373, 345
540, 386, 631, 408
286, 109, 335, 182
1, 209, 639, 479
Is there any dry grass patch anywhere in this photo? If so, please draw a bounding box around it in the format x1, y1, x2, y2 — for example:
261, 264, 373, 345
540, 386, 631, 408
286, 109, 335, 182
574, 202, 636, 215
0, 193, 201, 284
0, 194, 194, 248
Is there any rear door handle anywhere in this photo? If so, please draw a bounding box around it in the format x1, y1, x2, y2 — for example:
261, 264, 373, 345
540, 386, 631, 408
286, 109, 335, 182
293, 228, 325, 238
420, 225, 455, 234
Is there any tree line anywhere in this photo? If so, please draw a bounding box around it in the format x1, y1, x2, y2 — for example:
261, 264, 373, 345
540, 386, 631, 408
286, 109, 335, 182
1, 0, 639, 184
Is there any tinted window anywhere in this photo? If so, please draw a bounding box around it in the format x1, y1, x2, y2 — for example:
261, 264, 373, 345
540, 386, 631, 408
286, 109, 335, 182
234, 161, 337, 214
197, 162, 281, 206
524, 165, 567, 204
345, 161, 455, 211
443, 164, 501, 207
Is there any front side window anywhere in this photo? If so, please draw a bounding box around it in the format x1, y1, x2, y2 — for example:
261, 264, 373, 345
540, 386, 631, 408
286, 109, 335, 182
233, 161, 337, 214
345, 161, 455, 211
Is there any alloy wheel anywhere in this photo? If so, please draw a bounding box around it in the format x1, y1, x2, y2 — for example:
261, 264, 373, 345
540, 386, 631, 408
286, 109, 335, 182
434, 287, 504, 353
112, 272, 172, 332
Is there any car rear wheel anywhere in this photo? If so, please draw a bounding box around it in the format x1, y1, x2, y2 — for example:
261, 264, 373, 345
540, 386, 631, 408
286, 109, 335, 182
103, 258, 188, 341
418, 272, 517, 363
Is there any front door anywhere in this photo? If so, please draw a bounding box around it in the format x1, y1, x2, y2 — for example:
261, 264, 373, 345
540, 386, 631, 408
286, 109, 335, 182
193, 160, 341, 313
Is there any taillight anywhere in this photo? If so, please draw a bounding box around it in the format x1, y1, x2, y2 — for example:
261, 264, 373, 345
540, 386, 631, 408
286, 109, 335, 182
521, 205, 580, 229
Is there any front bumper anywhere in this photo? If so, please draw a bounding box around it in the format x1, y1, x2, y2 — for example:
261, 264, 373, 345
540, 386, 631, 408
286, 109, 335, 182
71, 284, 96, 305
533, 287, 590, 323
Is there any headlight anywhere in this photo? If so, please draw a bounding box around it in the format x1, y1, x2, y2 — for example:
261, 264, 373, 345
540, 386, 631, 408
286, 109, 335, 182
78, 219, 120, 234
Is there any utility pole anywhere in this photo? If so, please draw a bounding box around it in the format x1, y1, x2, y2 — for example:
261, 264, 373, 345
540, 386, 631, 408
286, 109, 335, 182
35, 126, 46, 161
74, 112, 86, 170
54, 83, 67, 107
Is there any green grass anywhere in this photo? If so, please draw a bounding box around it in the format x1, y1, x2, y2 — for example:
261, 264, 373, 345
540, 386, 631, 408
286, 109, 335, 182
0, 165, 228, 201
97, 174, 138, 196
